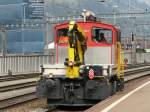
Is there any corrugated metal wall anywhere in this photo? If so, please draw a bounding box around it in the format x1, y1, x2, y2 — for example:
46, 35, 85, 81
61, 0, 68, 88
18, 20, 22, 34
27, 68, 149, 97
0, 54, 53, 76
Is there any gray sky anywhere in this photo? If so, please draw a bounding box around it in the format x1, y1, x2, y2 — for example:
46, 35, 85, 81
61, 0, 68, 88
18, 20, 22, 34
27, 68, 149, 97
138, 0, 150, 5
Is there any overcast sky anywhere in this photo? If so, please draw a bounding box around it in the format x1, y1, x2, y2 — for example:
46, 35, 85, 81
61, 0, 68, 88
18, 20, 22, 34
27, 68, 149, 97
138, 0, 150, 5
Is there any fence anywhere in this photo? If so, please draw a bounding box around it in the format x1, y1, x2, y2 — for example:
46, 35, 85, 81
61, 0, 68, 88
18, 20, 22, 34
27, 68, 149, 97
123, 52, 150, 64
0, 54, 54, 76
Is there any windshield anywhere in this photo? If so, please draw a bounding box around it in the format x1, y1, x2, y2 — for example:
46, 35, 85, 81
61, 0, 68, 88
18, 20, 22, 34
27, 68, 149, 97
92, 27, 112, 44
57, 28, 68, 44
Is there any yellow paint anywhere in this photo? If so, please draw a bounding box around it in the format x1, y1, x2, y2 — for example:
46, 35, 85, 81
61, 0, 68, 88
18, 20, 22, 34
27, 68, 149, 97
115, 42, 124, 80
66, 21, 87, 79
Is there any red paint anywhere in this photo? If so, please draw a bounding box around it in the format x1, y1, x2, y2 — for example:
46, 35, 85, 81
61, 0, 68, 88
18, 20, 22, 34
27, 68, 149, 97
89, 69, 94, 80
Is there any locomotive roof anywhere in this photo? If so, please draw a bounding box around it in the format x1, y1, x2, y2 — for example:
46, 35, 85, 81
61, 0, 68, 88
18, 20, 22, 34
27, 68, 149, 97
55, 21, 119, 31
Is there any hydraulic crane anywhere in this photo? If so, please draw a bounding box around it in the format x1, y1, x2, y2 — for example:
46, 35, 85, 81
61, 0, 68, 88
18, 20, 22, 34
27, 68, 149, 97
64, 21, 87, 79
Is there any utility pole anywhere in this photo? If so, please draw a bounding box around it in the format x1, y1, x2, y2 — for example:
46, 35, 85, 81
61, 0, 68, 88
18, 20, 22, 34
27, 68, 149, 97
128, 0, 131, 13
1, 29, 7, 56
45, 13, 49, 52
22, 3, 27, 24
131, 33, 136, 64
44, 0, 49, 54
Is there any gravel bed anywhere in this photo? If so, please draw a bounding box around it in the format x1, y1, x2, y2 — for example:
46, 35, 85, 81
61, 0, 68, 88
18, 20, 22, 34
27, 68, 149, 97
0, 99, 47, 112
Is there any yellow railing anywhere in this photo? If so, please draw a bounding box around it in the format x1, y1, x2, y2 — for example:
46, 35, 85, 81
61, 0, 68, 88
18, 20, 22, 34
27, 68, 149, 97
115, 42, 124, 80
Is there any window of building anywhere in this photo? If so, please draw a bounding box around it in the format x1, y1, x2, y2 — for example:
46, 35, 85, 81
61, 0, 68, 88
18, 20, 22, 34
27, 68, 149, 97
92, 27, 112, 44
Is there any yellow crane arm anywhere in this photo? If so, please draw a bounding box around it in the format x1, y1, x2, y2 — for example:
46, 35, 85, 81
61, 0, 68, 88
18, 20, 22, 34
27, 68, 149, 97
65, 21, 87, 79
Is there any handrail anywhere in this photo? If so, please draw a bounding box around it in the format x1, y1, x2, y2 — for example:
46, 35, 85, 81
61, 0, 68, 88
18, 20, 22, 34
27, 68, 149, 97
115, 42, 124, 80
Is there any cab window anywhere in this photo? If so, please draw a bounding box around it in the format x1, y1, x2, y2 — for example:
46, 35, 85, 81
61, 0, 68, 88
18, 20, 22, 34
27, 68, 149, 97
92, 27, 112, 44
57, 28, 68, 44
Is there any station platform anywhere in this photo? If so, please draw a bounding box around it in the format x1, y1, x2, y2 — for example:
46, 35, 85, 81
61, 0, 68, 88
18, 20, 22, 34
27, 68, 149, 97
86, 77, 150, 112
103, 81, 150, 112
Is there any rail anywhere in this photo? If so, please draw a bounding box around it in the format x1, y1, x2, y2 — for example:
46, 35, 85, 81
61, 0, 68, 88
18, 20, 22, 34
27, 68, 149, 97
0, 54, 54, 76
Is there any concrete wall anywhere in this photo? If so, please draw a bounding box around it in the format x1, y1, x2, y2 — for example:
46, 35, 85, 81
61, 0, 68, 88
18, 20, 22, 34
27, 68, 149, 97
123, 52, 150, 64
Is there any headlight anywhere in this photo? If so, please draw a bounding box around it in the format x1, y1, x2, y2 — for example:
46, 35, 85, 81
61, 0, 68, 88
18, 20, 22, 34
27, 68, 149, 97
68, 61, 74, 66
42, 73, 53, 78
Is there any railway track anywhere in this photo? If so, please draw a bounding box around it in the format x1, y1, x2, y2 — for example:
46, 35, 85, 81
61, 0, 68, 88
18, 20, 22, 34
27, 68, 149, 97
0, 93, 36, 109
0, 65, 150, 110
124, 63, 150, 70
0, 78, 37, 109
0, 73, 39, 82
